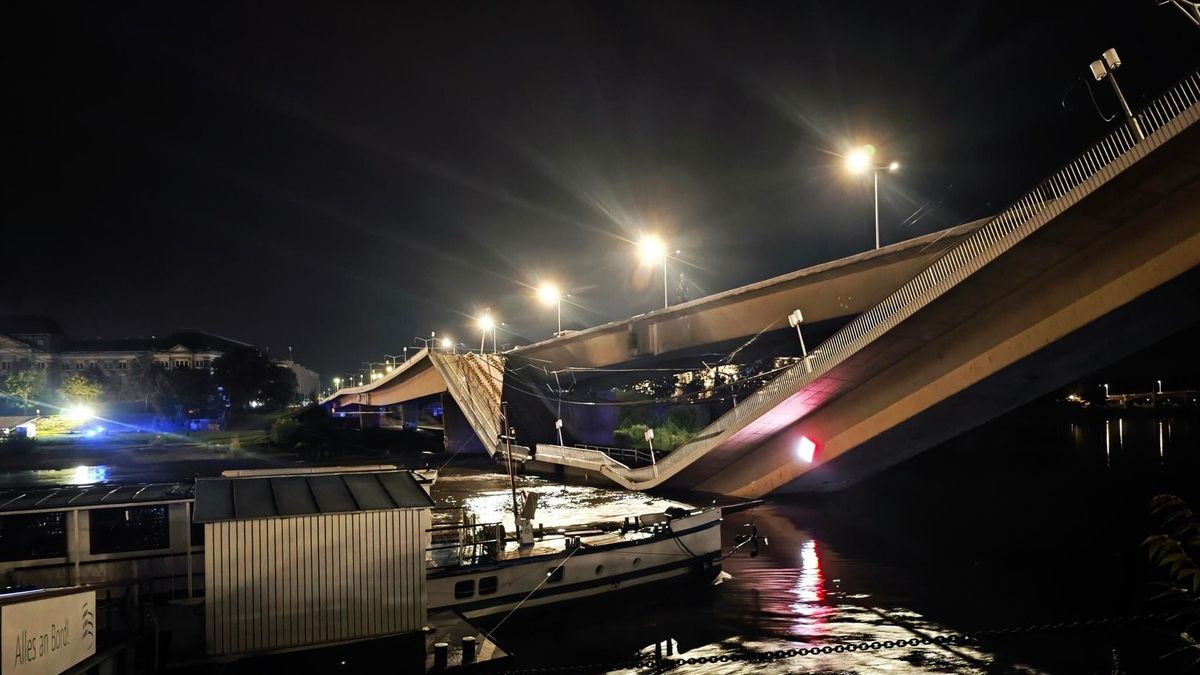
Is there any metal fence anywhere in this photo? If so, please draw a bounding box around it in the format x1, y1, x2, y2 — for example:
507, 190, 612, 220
597, 69, 1200, 489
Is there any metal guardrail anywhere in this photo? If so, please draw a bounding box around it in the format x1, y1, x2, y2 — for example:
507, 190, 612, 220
594, 69, 1200, 489
428, 352, 505, 455
574, 443, 661, 466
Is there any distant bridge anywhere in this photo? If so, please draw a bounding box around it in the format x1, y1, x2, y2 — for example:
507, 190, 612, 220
326, 71, 1200, 497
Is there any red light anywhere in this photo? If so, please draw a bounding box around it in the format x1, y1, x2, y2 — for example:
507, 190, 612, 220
797, 436, 817, 463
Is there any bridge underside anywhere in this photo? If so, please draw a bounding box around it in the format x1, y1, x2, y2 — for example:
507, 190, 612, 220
770, 267, 1200, 493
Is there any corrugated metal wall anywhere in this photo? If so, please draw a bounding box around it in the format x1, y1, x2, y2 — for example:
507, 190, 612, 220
204, 509, 429, 655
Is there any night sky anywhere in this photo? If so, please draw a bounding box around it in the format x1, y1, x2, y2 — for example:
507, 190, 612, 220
5, 2, 1197, 380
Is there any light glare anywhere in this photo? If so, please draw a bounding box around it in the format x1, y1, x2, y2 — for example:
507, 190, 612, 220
65, 404, 95, 423
845, 148, 871, 174
478, 313, 495, 332
796, 435, 817, 464
537, 283, 560, 305
637, 235, 667, 264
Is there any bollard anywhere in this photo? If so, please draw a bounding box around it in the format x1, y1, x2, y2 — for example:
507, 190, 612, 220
462, 636, 477, 664
655, 641, 662, 662
434, 642, 449, 670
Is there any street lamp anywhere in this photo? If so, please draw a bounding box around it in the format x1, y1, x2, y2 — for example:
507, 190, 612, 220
845, 145, 900, 250
537, 282, 563, 336
637, 234, 669, 309
477, 311, 496, 353
332, 376, 341, 390
1089, 48, 1144, 141
439, 337, 454, 352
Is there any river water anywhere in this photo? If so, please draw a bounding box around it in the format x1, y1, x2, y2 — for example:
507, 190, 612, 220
1, 411, 1194, 672
457, 410, 1200, 674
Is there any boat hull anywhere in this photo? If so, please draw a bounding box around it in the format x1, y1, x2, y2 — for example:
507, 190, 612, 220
427, 510, 722, 620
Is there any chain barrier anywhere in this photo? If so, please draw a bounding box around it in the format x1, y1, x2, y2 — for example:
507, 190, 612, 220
493, 612, 1175, 673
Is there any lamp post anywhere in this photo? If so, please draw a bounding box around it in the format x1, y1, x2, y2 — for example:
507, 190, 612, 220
415, 332, 437, 351
637, 235, 669, 309
845, 145, 900, 250
537, 283, 563, 336
1089, 49, 1144, 141
439, 337, 455, 353
478, 311, 496, 353
332, 376, 341, 391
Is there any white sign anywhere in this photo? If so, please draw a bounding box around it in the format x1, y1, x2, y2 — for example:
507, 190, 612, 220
2, 590, 96, 675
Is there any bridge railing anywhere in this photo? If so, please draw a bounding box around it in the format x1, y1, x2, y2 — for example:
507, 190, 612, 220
599, 69, 1200, 490
573, 443, 661, 467
428, 352, 505, 455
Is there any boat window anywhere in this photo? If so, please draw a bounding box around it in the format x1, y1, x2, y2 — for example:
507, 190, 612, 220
547, 566, 564, 583
0, 512, 68, 562
479, 576, 498, 595
632, 557, 641, 568
594, 564, 605, 576
454, 579, 475, 599
89, 505, 170, 554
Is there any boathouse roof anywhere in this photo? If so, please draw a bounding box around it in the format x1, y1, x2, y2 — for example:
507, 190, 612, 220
192, 470, 433, 523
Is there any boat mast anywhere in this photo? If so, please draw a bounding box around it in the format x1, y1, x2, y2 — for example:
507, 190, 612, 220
502, 401, 520, 530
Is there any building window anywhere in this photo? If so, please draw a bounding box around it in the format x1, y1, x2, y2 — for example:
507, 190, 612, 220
454, 579, 475, 599
0, 512, 68, 562
89, 506, 170, 554
104, 361, 112, 369
61, 363, 70, 370
76, 363, 84, 370
478, 576, 498, 595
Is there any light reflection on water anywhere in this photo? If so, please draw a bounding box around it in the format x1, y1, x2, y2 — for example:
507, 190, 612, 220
442, 470, 1036, 673
433, 470, 693, 528
21, 464, 112, 485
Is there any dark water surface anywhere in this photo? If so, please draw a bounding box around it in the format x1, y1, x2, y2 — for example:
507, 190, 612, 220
471, 411, 1200, 674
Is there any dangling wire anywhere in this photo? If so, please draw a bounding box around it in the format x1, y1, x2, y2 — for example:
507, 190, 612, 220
1062, 76, 1116, 123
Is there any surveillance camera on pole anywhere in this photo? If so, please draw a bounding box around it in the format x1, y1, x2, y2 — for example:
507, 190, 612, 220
1090, 48, 1145, 141
788, 310, 814, 373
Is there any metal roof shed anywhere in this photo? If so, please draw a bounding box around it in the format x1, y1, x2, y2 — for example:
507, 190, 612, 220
194, 470, 433, 656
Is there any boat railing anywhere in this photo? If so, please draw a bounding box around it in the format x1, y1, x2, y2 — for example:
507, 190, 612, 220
427, 511, 505, 568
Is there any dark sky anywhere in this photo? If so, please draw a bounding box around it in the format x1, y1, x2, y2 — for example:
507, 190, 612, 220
5, 2, 1197, 380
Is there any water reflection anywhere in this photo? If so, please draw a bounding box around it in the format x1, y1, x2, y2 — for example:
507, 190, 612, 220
433, 470, 691, 528
451, 469, 1039, 673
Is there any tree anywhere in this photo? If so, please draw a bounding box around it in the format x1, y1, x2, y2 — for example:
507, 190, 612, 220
1, 366, 44, 412
59, 372, 103, 403
213, 346, 298, 412
123, 355, 170, 412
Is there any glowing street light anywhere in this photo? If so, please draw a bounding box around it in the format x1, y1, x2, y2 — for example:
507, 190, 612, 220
637, 234, 670, 309
844, 144, 900, 250
478, 311, 496, 353
439, 337, 454, 351
332, 376, 341, 390
537, 282, 563, 335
